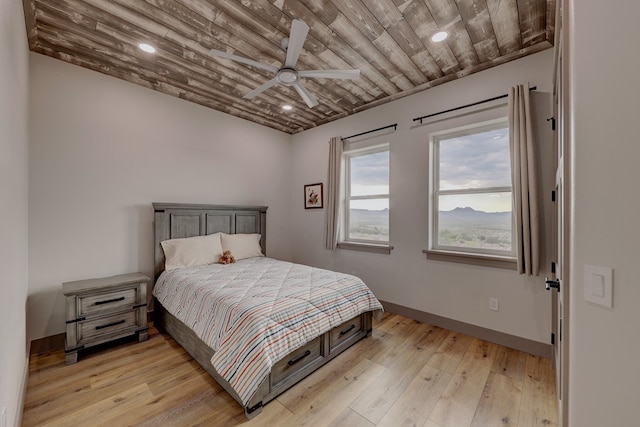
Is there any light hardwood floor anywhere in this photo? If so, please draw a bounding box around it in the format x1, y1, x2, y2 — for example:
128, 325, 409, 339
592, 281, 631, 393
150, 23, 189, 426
23, 312, 557, 426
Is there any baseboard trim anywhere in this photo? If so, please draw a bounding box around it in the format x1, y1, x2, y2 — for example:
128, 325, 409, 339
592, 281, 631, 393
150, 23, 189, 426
379, 300, 552, 359
29, 333, 65, 355
17, 341, 30, 427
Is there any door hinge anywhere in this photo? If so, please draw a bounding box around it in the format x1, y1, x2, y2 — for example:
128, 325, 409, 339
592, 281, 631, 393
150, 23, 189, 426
547, 117, 556, 131
551, 190, 556, 202
551, 332, 555, 345
545, 277, 561, 292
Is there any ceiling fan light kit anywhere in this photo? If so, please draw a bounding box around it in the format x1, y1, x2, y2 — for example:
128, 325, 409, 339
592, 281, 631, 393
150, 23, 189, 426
277, 69, 298, 85
210, 19, 361, 108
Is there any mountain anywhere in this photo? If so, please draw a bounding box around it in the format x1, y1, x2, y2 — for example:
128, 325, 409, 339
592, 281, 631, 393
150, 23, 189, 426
440, 206, 510, 217
348, 206, 510, 228
439, 207, 511, 228
349, 208, 388, 221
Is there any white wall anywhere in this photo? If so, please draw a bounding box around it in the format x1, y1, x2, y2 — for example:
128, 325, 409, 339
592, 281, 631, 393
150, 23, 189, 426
0, 0, 29, 425
567, 1, 640, 425
291, 50, 555, 345
28, 54, 293, 340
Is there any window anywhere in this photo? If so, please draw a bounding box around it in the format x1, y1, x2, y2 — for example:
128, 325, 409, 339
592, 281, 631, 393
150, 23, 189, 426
342, 144, 389, 245
429, 118, 515, 260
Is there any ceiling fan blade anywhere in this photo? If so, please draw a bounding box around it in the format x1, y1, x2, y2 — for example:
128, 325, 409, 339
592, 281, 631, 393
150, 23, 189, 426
210, 49, 279, 74
298, 69, 361, 80
243, 78, 279, 100
284, 20, 309, 68
293, 81, 318, 108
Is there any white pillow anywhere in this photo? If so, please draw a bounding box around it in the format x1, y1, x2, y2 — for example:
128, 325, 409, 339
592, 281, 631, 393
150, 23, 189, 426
161, 233, 223, 270
220, 233, 264, 260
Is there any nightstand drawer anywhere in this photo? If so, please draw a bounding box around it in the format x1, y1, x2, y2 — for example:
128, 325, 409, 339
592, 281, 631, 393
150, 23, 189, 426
79, 288, 138, 317
78, 310, 138, 342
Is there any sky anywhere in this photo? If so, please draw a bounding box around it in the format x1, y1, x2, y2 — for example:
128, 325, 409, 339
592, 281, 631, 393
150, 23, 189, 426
437, 124, 511, 212
350, 150, 389, 197
438, 126, 510, 189
349, 150, 390, 210
348, 124, 512, 212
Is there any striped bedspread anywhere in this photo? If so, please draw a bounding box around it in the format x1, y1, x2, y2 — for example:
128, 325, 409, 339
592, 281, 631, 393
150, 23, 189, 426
153, 257, 383, 405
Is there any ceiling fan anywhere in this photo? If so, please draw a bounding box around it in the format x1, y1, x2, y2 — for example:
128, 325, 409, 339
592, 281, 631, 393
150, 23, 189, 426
209, 19, 360, 108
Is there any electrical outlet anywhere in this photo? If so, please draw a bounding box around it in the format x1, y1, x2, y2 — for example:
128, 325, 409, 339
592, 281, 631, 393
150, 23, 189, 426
489, 298, 499, 312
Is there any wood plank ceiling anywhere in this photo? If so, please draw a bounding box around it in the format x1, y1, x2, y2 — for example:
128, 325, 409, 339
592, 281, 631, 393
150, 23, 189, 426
22, 0, 555, 134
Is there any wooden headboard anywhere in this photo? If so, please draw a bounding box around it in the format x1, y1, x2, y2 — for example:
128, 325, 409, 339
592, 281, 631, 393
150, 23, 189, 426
153, 203, 268, 281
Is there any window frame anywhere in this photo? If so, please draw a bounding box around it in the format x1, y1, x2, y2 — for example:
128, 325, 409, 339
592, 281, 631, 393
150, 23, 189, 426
341, 142, 390, 246
429, 117, 516, 262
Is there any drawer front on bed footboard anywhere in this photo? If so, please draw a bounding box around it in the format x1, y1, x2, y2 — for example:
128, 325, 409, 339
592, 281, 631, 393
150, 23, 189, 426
271, 336, 324, 388
329, 314, 364, 353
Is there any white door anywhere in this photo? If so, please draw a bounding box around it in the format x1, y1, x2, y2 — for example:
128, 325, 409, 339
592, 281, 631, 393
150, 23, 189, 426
549, 118, 566, 425
550, 5, 569, 423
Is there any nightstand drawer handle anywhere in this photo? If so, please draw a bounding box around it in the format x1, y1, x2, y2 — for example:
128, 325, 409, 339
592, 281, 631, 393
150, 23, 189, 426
287, 350, 311, 366
95, 319, 125, 330
339, 324, 356, 336
95, 296, 125, 305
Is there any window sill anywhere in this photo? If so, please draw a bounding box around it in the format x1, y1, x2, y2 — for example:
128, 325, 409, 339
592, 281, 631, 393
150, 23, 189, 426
338, 242, 394, 254
423, 249, 516, 270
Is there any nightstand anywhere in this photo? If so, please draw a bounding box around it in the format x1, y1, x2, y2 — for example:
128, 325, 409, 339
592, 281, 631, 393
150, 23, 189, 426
63, 272, 150, 364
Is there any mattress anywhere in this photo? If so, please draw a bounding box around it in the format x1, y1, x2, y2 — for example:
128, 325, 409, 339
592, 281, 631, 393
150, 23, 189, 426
153, 257, 383, 404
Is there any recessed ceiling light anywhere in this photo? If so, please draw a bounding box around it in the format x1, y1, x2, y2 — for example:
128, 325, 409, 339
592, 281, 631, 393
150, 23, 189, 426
431, 31, 448, 42
282, 105, 293, 111
138, 43, 156, 53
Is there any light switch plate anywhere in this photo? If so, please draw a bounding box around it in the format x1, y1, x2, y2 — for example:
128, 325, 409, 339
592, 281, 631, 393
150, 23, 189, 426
584, 264, 613, 308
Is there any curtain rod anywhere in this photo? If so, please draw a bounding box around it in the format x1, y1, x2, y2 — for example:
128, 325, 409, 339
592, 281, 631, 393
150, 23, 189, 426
342, 123, 397, 140
412, 86, 537, 124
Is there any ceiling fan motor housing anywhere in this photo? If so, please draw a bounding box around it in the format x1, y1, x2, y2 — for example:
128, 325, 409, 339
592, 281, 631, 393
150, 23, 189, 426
277, 68, 298, 85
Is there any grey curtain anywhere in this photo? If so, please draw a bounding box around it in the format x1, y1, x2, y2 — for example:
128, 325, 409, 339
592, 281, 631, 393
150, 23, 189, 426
324, 136, 343, 250
509, 85, 540, 276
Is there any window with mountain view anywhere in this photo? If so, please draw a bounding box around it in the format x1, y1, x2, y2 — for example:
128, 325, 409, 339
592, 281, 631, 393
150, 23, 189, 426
343, 144, 389, 244
430, 118, 515, 258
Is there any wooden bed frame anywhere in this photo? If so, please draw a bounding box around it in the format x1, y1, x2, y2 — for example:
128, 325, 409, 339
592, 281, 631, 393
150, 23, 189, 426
152, 203, 373, 418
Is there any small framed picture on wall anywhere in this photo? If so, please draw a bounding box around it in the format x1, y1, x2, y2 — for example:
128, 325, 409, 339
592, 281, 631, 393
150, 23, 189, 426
304, 183, 323, 209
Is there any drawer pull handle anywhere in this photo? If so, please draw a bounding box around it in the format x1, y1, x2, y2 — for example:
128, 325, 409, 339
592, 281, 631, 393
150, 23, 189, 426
340, 324, 356, 336
95, 319, 125, 330
95, 296, 125, 305
287, 350, 311, 366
